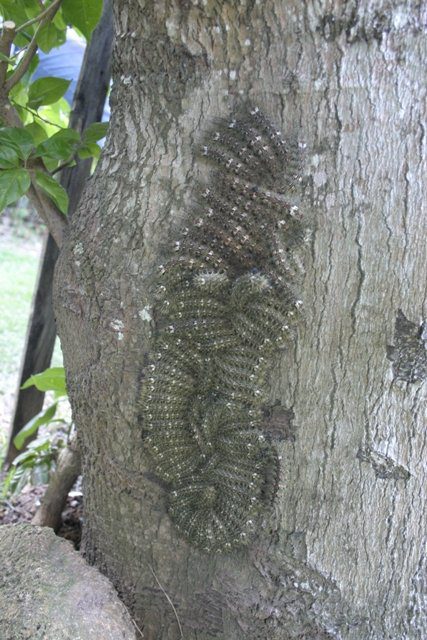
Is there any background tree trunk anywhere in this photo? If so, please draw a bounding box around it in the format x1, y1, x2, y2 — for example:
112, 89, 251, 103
54, 1, 426, 638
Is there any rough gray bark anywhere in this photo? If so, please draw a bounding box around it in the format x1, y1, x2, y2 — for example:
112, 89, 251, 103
54, 1, 427, 639
5, 0, 113, 466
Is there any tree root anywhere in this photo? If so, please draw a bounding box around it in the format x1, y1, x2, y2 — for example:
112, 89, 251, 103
32, 436, 81, 531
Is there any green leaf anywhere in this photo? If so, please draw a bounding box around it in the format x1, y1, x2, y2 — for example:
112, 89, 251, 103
62, 0, 102, 40
9, 81, 28, 108
0, 0, 29, 26
0, 0, 38, 47
83, 122, 109, 143
36, 128, 80, 161
13, 449, 37, 467
21, 366, 67, 393
0, 127, 34, 159
13, 403, 58, 450
37, 98, 71, 135
28, 77, 71, 109
0, 168, 31, 212
0, 465, 28, 499
34, 170, 69, 214
36, 22, 66, 53
25, 122, 48, 145
77, 142, 101, 159
0, 145, 20, 169
21, 0, 39, 19
24, 53, 40, 83
10, 54, 40, 90
52, 8, 67, 30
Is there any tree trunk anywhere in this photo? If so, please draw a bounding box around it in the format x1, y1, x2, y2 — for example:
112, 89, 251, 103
54, 2, 427, 638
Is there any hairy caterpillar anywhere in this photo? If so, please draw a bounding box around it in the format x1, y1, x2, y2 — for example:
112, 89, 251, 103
139, 105, 305, 552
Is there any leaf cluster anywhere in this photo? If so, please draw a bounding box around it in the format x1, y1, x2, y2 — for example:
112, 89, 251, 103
0, 0, 106, 217
1, 367, 72, 499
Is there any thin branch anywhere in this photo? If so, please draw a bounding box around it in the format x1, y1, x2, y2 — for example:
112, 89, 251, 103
51, 155, 77, 176
28, 179, 67, 247
0, 101, 67, 248
15, 102, 66, 129
16, 0, 63, 33
5, 26, 41, 90
5, 0, 61, 91
148, 564, 184, 639
0, 21, 16, 88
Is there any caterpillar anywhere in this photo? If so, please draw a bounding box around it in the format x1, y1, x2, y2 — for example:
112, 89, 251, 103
139, 105, 306, 552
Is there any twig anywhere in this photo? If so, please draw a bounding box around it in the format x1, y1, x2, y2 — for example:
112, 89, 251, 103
6, 0, 61, 91
5, 23, 41, 91
0, 21, 16, 88
16, 0, 63, 33
148, 564, 184, 639
28, 179, 67, 247
0, 101, 68, 248
15, 102, 66, 129
51, 155, 76, 176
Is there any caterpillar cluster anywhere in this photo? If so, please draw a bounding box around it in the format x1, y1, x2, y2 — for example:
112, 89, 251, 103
139, 105, 305, 552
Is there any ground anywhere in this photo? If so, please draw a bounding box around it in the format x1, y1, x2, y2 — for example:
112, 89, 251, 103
0, 483, 83, 548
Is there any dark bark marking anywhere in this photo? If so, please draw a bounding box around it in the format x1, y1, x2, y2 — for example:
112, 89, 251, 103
318, 1, 427, 47
357, 445, 411, 481
386, 309, 427, 383
229, 549, 368, 639
318, 11, 389, 45
261, 404, 297, 442
283, 531, 307, 563
317, 6, 422, 45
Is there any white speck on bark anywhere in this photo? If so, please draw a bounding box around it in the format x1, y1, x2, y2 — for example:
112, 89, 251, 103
73, 242, 84, 256
392, 8, 409, 29
139, 306, 152, 322
166, 17, 178, 38
314, 170, 327, 187
110, 320, 125, 338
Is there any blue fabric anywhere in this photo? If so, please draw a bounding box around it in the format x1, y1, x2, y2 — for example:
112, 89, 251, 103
32, 36, 84, 105
31, 30, 110, 120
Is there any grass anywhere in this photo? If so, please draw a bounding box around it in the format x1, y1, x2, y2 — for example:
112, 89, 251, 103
0, 238, 42, 380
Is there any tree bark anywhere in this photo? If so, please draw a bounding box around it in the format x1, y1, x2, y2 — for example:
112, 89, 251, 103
54, 1, 427, 638
4, 0, 113, 466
